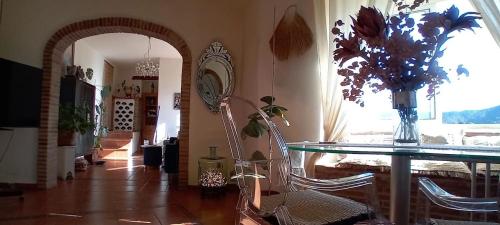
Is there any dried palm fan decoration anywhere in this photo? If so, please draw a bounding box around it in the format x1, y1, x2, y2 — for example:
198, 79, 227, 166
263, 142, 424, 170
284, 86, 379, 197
269, 5, 313, 61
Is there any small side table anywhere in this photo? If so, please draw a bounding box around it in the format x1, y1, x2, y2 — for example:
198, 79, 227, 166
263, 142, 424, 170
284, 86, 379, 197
198, 157, 228, 196
198, 157, 228, 180
142, 145, 162, 167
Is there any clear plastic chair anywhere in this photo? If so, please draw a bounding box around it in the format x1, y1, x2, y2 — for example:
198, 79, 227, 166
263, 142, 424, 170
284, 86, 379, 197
416, 177, 500, 225
220, 96, 381, 225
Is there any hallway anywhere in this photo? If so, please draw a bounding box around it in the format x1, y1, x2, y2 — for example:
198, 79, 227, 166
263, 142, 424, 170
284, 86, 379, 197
0, 157, 238, 225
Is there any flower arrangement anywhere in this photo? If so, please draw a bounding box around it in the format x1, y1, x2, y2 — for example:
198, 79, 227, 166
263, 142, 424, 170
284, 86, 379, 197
332, 0, 481, 106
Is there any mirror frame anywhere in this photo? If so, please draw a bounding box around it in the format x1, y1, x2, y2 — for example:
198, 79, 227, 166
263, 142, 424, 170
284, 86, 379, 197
197, 41, 234, 112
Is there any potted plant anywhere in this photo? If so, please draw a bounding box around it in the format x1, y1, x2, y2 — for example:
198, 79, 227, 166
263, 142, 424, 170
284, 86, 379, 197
239, 96, 290, 194
93, 86, 112, 157
241, 96, 290, 161
241, 96, 290, 139
58, 104, 94, 146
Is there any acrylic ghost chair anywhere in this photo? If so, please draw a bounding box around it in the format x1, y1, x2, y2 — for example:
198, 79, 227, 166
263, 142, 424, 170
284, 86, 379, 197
416, 177, 500, 225
220, 96, 381, 225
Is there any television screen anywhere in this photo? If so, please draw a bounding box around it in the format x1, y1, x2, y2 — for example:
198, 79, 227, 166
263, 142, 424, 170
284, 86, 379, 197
0, 58, 42, 127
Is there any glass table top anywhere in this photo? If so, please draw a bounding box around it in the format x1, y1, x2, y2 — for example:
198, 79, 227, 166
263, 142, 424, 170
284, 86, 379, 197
287, 142, 500, 162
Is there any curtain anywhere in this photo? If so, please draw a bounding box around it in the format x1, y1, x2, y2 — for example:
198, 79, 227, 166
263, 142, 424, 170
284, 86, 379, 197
306, 0, 393, 177
470, 0, 500, 46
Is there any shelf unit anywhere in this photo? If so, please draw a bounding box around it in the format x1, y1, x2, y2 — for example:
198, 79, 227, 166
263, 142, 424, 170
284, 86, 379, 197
59, 76, 95, 157
142, 93, 158, 143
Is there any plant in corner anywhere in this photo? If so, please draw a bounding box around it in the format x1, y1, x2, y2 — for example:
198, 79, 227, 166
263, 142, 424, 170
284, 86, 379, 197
241, 96, 290, 139
94, 85, 112, 152
241, 96, 290, 161
58, 104, 95, 146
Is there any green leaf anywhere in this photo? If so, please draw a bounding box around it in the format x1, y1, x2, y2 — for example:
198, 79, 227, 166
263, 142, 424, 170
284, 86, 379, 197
242, 96, 291, 138
241, 119, 268, 139
241, 123, 258, 139
58, 104, 94, 134
101, 85, 112, 99
260, 96, 275, 105
247, 112, 261, 120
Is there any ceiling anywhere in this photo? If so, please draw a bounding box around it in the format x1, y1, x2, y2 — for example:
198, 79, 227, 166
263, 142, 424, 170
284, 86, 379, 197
78, 33, 182, 66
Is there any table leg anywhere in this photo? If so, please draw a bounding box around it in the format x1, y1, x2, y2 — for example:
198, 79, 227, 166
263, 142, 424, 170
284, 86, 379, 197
391, 156, 411, 225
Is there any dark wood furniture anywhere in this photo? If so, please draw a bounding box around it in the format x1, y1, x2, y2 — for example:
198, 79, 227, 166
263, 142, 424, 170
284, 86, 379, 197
142, 145, 162, 167
141, 93, 158, 143
59, 76, 95, 157
163, 138, 179, 173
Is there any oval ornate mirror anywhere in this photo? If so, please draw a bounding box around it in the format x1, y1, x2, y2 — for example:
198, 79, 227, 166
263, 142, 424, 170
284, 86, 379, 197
197, 41, 234, 112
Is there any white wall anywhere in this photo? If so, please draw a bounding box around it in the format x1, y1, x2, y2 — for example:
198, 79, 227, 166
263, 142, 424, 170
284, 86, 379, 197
74, 40, 106, 104
111, 64, 143, 132
157, 58, 182, 141
112, 64, 143, 98
0, 128, 38, 184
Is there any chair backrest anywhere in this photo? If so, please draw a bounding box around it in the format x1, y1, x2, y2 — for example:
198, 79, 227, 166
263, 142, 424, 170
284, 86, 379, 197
220, 96, 292, 215
416, 177, 499, 224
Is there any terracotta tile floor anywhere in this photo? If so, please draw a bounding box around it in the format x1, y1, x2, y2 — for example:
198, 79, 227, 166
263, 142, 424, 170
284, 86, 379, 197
0, 157, 238, 225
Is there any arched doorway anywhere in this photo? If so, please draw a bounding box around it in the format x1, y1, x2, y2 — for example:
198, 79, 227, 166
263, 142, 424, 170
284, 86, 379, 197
39, 18, 191, 188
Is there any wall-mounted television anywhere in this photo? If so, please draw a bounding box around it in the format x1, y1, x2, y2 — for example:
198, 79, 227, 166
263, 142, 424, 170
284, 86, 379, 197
0, 58, 42, 127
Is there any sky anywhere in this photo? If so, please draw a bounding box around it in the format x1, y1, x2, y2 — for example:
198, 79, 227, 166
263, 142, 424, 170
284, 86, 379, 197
434, 0, 500, 111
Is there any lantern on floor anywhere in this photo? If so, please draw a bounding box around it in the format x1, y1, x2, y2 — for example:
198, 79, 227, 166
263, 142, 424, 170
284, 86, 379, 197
199, 168, 226, 195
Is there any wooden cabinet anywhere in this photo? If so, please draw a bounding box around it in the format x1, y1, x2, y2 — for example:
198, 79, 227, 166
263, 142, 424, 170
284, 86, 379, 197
59, 76, 95, 157
142, 93, 158, 143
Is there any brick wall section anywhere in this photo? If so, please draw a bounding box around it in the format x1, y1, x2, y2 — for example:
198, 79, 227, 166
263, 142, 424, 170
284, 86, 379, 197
40, 18, 192, 188
315, 165, 499, 223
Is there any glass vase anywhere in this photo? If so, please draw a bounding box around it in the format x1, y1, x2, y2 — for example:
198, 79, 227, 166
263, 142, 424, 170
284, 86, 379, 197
392, 90, 420, 145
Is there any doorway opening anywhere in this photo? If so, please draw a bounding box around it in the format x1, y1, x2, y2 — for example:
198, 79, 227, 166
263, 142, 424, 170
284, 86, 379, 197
39, 18, 191, 188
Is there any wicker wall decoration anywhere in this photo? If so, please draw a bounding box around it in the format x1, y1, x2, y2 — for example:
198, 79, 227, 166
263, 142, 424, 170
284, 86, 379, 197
113, 98, 135, 131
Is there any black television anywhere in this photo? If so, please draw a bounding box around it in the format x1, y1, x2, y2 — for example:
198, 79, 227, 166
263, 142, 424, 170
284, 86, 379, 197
0, 58, 42, 127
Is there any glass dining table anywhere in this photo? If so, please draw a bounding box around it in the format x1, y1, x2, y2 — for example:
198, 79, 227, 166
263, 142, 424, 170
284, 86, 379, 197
287, 142, 500, 225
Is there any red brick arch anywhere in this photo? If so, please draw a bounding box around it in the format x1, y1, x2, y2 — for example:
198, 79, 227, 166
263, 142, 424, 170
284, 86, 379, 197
40, 18, 191, 188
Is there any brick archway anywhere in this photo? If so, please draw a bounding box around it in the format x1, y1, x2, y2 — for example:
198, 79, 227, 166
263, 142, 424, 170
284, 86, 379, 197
39, 18, 191, 188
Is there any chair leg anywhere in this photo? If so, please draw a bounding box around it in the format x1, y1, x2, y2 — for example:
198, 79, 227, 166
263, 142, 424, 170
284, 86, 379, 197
498, 176, 500, 223
275, 206, 294, 225
424, 198, 430, 224
235, 191, 245, 225
415, 187, 420, 225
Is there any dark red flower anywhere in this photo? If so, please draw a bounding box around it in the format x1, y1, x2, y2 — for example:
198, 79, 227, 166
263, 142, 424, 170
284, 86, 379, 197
331, 2, 481, 106
352, 6, 386, 43
333, 33, 360, 66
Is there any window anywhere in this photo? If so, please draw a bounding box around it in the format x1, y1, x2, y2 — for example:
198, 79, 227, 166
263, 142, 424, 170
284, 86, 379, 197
344, 0, 500, 145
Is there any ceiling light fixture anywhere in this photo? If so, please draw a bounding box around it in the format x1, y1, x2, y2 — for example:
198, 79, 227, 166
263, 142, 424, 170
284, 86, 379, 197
133, 36, 159, 80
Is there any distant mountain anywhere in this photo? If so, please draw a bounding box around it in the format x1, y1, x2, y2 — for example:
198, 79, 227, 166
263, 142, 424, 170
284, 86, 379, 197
443, 105, 500, 124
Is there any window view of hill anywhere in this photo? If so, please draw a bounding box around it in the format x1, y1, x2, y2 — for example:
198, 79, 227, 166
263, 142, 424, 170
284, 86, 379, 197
443, 105, 500, 124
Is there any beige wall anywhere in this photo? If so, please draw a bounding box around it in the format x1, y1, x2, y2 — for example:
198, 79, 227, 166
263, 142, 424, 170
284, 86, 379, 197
240, 0, 322, 142
0, 0, 322, 185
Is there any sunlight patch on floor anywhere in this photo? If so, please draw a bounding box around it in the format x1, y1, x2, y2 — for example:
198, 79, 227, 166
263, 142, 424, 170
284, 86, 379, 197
118, 218, 152, 223
106, 165, 144, 171
48, 213, 83, 218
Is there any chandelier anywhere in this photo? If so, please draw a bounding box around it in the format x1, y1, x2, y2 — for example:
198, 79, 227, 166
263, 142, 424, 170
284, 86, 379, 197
133, 36, 159, 80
